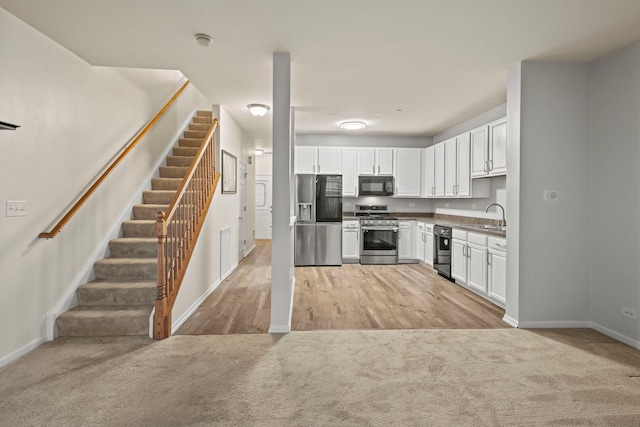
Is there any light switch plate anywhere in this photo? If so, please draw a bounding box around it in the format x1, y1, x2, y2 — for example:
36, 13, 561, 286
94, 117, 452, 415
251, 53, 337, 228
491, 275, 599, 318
6, 200, 28, 217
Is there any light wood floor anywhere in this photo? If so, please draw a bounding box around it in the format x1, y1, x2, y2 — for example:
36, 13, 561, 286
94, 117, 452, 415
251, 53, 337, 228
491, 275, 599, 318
176, 240, 507, 335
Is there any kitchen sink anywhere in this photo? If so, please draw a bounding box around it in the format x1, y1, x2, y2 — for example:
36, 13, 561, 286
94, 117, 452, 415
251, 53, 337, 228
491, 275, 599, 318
464, 224, 507, 232
479, 224, 507, 231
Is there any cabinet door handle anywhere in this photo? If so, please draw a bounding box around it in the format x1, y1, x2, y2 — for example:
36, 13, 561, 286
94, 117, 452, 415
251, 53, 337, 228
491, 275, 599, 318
484, 160, 488, 172
489, 160, 493, 171
378, 165, 380, 174
318, 164, 321, 173
372, 165, 375, 174
462, 245, 466, 257
488, 253, 492, 265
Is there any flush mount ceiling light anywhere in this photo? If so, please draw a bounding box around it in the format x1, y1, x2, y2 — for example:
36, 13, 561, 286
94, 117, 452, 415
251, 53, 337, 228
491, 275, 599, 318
254, 149, 264, 155
194, 33, 213, 47
247, 104, 270, 117
340, 121, 367, 130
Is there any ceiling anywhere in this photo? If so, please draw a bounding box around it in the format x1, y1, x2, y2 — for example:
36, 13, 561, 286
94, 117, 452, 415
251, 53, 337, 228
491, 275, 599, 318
3, 0, 640, 149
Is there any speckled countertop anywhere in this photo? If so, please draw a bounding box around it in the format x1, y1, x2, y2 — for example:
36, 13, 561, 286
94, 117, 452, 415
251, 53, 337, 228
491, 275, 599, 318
343, 212, 506, 238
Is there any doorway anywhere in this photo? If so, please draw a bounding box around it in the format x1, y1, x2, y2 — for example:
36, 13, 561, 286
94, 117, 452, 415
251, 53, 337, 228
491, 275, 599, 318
238, 162, 247, 261
255, 175, 272, 239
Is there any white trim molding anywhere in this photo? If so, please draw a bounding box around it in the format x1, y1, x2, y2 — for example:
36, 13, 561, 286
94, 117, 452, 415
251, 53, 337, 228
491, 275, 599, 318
0, 337, 46, 368
269, 277, 295, 334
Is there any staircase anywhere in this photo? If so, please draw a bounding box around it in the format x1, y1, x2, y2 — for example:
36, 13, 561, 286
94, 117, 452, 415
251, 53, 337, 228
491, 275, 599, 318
56, 110, 213, 337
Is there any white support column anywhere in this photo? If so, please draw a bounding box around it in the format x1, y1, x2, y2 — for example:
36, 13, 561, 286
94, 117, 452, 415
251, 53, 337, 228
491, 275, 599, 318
269, 52, 295, 333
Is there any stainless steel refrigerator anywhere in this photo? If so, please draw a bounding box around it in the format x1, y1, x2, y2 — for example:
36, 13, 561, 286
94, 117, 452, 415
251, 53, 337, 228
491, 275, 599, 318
295, 174, 342, 266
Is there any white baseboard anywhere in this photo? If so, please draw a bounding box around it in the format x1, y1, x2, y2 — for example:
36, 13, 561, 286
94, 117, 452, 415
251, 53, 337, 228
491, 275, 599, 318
589, 321, 640, 350
517, 320, 592, 329
502, 314, 519, 328
171, 278, 222, 334
0, 336, 46, 368
245, 243, 256, 257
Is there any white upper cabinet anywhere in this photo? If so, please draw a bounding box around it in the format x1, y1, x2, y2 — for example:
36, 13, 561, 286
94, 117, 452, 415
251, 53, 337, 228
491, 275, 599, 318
471, 117, 507, 178
341, 147, 358, 197
317, 147, 341, 174
456, 132, 471, 197
444, 137, 458, 197
294, 146, 341, 175
444, 134, 471, 197
422, 146, 435, 197
295, 146, 317, 174
358, 148, 393, 175
434, 143, 445, 197
471, 125, 489, 178
488, 117, 507, 176
394, 148, 421, 197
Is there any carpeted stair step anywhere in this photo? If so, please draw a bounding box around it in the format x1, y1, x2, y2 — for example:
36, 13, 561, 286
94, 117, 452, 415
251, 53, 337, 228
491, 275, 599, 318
167, 156, 195, 167
109, 237, 157, 258
94, 258, 157, 281
56, 306, 153, 337
121, 220, 155, 238
197, 110, 212, 118
173, 146, 199, 157
188, 123, 210, 131
77, 281, 156, 306
143, 190, 176, 204
193, 116, 211, 124
133, 204, 169, 220
179, 138, 204, 148
183, 130, 207, 139
159, 166, 189, 178
151, 177, 183, 190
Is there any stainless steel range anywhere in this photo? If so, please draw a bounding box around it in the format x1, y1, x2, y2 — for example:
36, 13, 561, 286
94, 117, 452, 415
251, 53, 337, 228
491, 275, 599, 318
356, 205, 399, 265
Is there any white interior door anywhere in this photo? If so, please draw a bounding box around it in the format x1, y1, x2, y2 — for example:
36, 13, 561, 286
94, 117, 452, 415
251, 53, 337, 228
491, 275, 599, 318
238, 162, 247, 260
255, 175, 272, 239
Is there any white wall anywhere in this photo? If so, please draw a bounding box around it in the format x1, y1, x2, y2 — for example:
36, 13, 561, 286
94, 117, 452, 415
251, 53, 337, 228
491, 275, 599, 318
589, 40, 640, 344
515, 62, 591, 325
296, 134, 432, 148
0, 7, 211, 365
172, 106, 256, 325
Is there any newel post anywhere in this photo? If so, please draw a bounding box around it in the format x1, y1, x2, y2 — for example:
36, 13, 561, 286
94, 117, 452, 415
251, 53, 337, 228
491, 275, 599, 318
154, 211, 170, 339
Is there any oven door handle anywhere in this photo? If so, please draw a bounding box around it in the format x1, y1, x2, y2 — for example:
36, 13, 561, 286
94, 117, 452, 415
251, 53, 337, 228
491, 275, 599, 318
362, 226, 399, 232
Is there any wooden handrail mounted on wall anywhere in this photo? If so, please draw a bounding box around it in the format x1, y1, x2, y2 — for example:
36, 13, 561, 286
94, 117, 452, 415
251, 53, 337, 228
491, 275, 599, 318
154, 119, 220, 339
39, 80, 191, 239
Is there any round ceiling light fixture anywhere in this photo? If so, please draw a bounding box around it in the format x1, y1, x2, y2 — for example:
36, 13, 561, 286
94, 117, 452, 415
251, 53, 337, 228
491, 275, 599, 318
247, 104, 270, 117
254, 149, 264, 156
340, 121, 367, 130
195, 33, 213, 47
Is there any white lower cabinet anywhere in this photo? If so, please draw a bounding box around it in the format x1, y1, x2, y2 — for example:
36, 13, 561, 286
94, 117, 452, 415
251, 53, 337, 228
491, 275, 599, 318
416, 223, 426, 262
487, 237, 507, 304
451, 229, 468, 283
398, 221, 417, 263
466, 233, 487, 294
342, 220, 360, 263
452, 229, 506, 308
416, 222, 434, 267
424, 225, 434, 267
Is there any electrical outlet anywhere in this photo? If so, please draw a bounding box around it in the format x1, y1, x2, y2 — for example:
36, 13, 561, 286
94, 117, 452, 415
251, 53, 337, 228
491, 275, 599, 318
543, 190, 559, 201
622, 307, 637, 320
471, 204, 477, 210
409, 203, 415, 207
445, 203, 450, 208
6, 200, 28, 217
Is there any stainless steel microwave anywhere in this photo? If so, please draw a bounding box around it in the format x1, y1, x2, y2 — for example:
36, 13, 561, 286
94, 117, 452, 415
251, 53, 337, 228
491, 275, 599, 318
358, 176, 394, 196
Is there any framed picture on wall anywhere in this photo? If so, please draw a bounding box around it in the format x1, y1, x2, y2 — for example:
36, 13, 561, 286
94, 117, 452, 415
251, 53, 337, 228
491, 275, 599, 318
222, 150, 237, 194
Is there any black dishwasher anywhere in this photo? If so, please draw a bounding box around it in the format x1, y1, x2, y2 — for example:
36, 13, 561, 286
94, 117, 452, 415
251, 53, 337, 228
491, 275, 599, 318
433, 225, 453, 281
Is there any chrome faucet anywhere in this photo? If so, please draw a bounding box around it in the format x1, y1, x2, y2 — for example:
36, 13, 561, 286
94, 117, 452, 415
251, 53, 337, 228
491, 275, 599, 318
485, 203, 506, 227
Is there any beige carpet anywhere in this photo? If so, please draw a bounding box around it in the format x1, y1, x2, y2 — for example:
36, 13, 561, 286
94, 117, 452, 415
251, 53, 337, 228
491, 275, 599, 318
1, 329, 640, 426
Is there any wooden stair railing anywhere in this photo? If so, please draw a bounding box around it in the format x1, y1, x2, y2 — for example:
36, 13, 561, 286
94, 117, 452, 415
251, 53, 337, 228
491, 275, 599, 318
154, 118, 220, 339
39, 80, 191, 239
